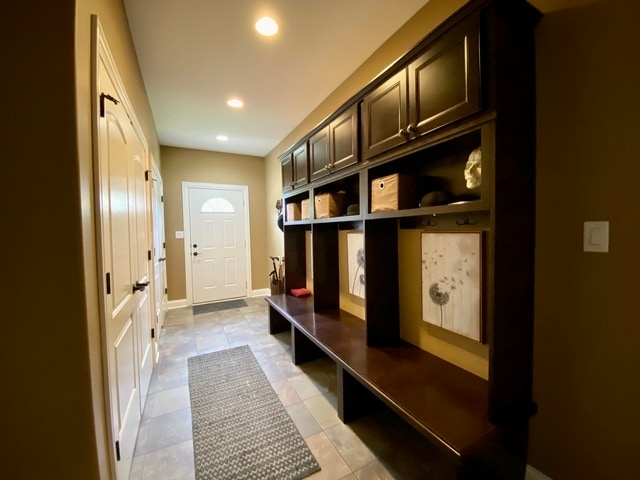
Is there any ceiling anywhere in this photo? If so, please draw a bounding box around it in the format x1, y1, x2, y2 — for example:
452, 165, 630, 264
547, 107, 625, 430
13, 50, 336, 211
124, 0, 598, 158
124, 0, 432, 157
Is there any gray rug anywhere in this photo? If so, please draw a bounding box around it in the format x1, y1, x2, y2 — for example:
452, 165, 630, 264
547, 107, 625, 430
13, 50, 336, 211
192, 299, 247, 314
187, 345, 321, 480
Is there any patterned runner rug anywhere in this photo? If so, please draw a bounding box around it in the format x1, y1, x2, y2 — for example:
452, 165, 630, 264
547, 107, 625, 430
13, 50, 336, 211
188, 345, 321, 480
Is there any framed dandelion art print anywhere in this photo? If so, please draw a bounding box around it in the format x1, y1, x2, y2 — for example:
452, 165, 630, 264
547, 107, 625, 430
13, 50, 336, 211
421, 231, 483, 342
347, 232, 365, 299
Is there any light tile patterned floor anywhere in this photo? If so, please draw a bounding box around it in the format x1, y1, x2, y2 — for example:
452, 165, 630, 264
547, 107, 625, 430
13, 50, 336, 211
130, 296, 438, 480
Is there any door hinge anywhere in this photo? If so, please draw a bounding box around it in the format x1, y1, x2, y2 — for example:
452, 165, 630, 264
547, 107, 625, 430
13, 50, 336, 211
164, 287, 168, 294
106, 272, 111, 295
115, 440, 121, 461
161, 195, 164, 202
151, 328, 155, 339
163, 242, 166, 249
147, 250, 152, 261
145, 170, 150, 181
99, 93, 119, 118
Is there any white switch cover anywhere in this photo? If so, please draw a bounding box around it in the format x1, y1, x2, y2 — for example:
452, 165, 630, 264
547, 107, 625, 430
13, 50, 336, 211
583, 221, 609, 253
175, 230, 184, 239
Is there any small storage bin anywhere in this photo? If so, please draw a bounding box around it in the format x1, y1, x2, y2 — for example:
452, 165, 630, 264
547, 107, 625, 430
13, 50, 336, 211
301, 199, 310, 220
315, 193, 345, 219
370, 173, 421, 212
286, 202, 301, 221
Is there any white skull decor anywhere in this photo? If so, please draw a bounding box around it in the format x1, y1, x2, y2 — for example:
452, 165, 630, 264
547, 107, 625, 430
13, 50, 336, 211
464, 148, 482, 189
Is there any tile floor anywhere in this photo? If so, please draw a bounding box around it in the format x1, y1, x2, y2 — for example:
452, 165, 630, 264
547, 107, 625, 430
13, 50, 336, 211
130, 296, 439, 480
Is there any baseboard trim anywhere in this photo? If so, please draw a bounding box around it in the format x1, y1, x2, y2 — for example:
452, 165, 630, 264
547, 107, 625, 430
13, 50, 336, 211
526, 465, 552, 480
166, 299, 188, 309
250, 288, 270, 297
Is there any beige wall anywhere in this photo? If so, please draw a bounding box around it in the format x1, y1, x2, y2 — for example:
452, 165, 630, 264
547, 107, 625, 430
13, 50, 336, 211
531, 0, 640, 477
162, 146, 268, 300
3, 0, 160, 478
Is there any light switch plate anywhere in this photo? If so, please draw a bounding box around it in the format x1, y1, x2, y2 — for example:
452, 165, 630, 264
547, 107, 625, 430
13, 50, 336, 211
583, 221, 609, 253
175, 230, 184, 239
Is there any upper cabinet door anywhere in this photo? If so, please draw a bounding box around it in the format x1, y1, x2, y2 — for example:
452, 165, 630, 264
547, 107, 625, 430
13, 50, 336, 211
331, 104, 359, 172
281, 152, 294, 192
309, 125, 331, 181
361, 70, 408, 160
293, 143, 308, 187
408, 14, 481, 138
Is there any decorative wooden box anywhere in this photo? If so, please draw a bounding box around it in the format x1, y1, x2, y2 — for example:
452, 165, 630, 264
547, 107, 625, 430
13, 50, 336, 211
370, 173, 421, 212
301, 199, 310, 220
315, 193, 345, 218
286, 202, 301, 221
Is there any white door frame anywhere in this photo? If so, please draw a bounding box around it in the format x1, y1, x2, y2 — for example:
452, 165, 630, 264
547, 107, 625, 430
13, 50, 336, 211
182, 181, 252, 305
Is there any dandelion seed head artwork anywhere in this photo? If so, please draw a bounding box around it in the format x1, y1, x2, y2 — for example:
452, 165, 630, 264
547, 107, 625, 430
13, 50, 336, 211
421, 232, 482, 342
347, 233, 365, 299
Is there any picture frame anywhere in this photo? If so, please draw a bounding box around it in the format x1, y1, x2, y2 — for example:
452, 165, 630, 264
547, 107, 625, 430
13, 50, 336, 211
421, 231, 483, 342
347, 232, 365, 299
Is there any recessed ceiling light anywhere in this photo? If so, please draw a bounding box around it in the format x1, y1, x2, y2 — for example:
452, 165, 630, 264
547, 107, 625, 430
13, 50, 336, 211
227, 98, 244, 108
216, 135, 229, 142
255, 17, 278, 36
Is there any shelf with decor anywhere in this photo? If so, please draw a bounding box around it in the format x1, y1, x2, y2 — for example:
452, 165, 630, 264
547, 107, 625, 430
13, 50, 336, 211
270, 1, 541, 477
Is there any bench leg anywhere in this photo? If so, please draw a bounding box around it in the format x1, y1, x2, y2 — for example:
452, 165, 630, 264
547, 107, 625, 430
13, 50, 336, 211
269, 305, 290, 334
291, 326, 326, 365
337, 365, 376, 423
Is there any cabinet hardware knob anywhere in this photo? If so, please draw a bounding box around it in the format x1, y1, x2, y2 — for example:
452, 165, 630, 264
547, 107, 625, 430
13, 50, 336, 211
407, 124, 416, 134
399, 128, 407, 136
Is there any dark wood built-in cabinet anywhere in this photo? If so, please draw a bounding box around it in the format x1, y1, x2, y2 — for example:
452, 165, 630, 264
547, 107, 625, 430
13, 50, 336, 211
271, 2, 541, 478
361, 13, 481, 160
309, 104, 359, 181
280, 143, 309, 192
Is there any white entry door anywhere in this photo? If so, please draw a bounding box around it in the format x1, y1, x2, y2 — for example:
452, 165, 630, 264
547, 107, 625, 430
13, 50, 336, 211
95, 23, 153, 479
184, 183, 249, 304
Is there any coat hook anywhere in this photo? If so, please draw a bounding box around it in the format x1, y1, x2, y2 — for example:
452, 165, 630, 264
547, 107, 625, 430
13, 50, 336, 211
422, 215, 437, 227
456, 217, 476, 226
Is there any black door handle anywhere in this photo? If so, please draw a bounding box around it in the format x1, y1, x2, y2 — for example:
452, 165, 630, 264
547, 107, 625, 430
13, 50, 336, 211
132, 280, 149, 293
158, 257, 166, 262
193, 252, 198, 256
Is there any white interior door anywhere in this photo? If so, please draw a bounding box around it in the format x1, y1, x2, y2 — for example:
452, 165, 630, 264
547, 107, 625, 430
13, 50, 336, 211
95, 24, 153, 479
185, 184, 248, 304
151, 162, 166, 359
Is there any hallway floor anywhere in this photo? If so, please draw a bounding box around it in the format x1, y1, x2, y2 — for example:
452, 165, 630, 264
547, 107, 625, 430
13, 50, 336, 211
130, 296, 438, 480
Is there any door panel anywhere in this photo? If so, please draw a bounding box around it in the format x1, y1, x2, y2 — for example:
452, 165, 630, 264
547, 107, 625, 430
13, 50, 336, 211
187, 185, 248, 303
96, 42, 152, 479
408, 14, 481, 137
361, 69, 408, 159
98, 58, 141, 478
151, 164, 166, 359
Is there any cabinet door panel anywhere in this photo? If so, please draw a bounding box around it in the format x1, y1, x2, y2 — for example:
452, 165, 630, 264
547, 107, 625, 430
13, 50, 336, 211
293, 143, 308, 187
309, 126, 331, 181
281, 153, 294, 192
361, 70, 408, 159
331, 105, 359, 171
408, 15, 481, 137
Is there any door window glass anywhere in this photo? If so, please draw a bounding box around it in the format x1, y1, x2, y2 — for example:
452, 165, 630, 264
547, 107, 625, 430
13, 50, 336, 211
201, 197, 235, 213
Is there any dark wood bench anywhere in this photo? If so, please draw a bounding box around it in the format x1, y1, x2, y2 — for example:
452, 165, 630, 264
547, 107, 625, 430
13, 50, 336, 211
265, 294, 522, 479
